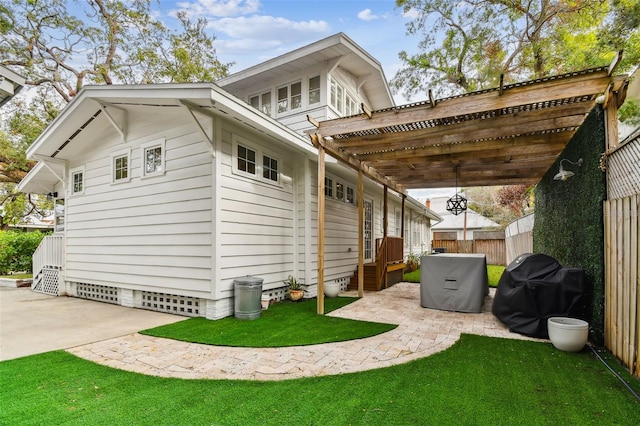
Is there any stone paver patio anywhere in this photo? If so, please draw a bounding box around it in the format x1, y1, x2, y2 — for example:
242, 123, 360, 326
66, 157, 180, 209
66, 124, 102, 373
67, 282, 544, 381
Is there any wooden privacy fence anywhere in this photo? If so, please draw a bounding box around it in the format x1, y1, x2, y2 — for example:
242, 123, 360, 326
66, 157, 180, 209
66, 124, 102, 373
432, 231, 506, 266
505, 214, 534, 265
604, 195, 639, 376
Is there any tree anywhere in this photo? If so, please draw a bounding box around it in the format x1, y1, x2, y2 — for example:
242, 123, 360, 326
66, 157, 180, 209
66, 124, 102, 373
0, 0, 232, 226
392, 0, 640, 99
0, 101, 59, 230
0, 0, 232, 102
463, 185, 533, 227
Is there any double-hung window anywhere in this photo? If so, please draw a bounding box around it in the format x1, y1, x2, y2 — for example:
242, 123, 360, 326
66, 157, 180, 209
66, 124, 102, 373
277, 81, 302, 114
308, 76, 320, 104
111, 148, 130, 184
324, 174, 356, 205
250, 91, 272, 116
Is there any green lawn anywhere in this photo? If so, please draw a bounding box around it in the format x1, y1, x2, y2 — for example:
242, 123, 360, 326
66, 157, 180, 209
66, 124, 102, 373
404, 264, 506, 287
141, 297, 397, 347
2, 334, 639, 425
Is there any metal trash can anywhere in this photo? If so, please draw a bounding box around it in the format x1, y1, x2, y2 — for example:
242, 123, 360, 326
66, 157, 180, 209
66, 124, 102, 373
234, 276, 263, 320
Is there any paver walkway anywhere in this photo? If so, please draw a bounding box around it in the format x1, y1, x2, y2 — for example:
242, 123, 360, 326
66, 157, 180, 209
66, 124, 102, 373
68, 283, 543, 381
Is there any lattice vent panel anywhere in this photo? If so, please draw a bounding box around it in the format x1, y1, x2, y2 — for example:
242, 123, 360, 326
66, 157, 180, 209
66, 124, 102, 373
334, 276, 350, 291
75, 283, 119, 304
140, 292, 201, 317
263, 287, 287, 302
36, 268, 60, 296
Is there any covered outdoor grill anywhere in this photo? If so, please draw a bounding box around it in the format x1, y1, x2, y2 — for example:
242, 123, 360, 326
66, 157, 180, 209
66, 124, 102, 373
420, 253, 489, 313
492, 253, 585, 338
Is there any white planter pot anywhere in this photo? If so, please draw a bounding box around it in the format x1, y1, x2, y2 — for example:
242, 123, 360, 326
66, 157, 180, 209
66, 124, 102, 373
324, 282, 341, 298
261, 295, 271, 310
547, 317, 589, 352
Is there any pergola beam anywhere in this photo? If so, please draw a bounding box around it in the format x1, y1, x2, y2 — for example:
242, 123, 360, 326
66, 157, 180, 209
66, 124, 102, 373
316, 69, 614, 137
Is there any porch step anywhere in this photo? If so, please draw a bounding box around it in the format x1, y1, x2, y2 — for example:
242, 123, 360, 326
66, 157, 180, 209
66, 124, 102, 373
347, 262, 406, 292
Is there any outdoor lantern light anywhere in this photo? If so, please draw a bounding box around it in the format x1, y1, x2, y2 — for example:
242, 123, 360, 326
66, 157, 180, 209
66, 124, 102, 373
446, 165, 467, 216
553, 158, 583, 181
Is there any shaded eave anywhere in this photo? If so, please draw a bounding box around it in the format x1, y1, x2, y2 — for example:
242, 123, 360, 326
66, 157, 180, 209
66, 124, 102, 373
20, 83, 316, 194
0, 66, 25, 107
310, 61, 630, 193
217, 32, 394, 110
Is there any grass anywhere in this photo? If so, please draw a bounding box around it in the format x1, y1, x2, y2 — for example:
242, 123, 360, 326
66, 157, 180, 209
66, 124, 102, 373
1, 334, 639, 425
0, 273, 32, 279
404, 264, 506, 287
141, 297, 397, 347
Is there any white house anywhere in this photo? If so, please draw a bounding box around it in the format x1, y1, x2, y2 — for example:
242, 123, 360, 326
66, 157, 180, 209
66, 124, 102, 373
18, 33, 440, 319
429, 195, 500, 240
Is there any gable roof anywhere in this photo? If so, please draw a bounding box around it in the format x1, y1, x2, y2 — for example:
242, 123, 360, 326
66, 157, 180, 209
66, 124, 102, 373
19, 83, 316, 194
217, 33, 394, 111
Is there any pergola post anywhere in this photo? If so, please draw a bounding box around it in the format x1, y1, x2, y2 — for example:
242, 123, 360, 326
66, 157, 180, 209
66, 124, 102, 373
317, 145, 325, 315
358, 170, 364, 297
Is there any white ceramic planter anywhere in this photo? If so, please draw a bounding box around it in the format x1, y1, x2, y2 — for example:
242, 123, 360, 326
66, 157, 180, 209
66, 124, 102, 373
324, 282, 341, 298
547, 317, 589, 352
261, 295, 271, 310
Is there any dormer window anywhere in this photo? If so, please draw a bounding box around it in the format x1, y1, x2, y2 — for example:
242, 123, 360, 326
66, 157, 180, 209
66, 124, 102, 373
277, 81, 302, 114
309, 76, 320, 104
250, 91, 272, 116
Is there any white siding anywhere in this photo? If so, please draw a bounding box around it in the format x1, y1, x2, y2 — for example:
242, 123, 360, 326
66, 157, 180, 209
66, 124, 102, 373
65, 116, 214, 298
217, 126, 298, 297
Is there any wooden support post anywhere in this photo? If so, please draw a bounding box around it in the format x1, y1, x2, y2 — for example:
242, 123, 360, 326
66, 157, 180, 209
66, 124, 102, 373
401, 195, 405, 241
358, 171, 364, 298
317, 145, 326, 315
383, 185, 388, 237
605, 91, 620, 151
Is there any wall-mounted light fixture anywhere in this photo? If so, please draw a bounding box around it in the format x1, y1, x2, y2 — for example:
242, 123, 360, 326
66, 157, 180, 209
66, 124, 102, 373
46, 192, 58, 199
553, 158, 583, 181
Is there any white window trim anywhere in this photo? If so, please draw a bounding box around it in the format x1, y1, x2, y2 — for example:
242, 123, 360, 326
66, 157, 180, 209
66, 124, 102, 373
231, 135, 282, 186
276, 80, 302, 116
141, 138, 166, 178
70, 166, 85, 196
111, 148, 131, 184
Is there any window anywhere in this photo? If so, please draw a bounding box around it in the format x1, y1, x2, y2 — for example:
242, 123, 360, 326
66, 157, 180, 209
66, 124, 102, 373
336, 181, 344, 201
346, 187, 354, 204
308, 76, 320, 104
237, 144, 256, 175
232, 135, 281, 185
277, 81, 302, 114
345, 94, 358, 116
395, 209, 402, 237
324, 177, 333, 197
330, 76, 360, 117
263, 155, 278, 183
71, 167, 84, 195
250, 91, 272, 116
110, 148, 131, 183
141, 139, 165, 177
277, 86, 288, 113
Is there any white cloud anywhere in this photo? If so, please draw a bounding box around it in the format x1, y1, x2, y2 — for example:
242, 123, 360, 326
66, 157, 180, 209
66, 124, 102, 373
175, 0, 260, 18
401, 7, 421, 20
357, 8, 379, 21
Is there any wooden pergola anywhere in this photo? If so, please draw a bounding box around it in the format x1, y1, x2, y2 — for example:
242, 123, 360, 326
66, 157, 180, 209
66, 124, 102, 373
309, 55, 629, 314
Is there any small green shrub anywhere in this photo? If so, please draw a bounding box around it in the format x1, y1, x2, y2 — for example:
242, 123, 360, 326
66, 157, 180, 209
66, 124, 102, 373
0, 231, 46, 275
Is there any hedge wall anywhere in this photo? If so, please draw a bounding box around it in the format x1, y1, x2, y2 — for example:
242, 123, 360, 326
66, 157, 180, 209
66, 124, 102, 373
0, 230, 46, 275
533, 106, 607, 345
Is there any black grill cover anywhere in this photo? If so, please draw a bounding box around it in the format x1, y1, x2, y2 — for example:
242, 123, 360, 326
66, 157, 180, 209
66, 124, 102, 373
492, 253, 584, 338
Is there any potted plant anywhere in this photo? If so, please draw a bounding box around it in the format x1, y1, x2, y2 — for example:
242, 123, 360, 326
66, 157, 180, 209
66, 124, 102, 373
284, 275, 304, 301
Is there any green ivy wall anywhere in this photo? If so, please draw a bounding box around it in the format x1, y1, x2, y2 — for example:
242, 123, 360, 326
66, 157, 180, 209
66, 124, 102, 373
533, 106, 607, 344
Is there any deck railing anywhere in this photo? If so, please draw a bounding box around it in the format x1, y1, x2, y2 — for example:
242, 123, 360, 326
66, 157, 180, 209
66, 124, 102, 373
375, 236, 404, 290
33, 234, 64, 277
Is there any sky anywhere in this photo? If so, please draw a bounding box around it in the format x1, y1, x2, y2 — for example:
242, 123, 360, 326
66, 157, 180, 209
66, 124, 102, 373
155, 0, 420, 102
151, 0, 453, 200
